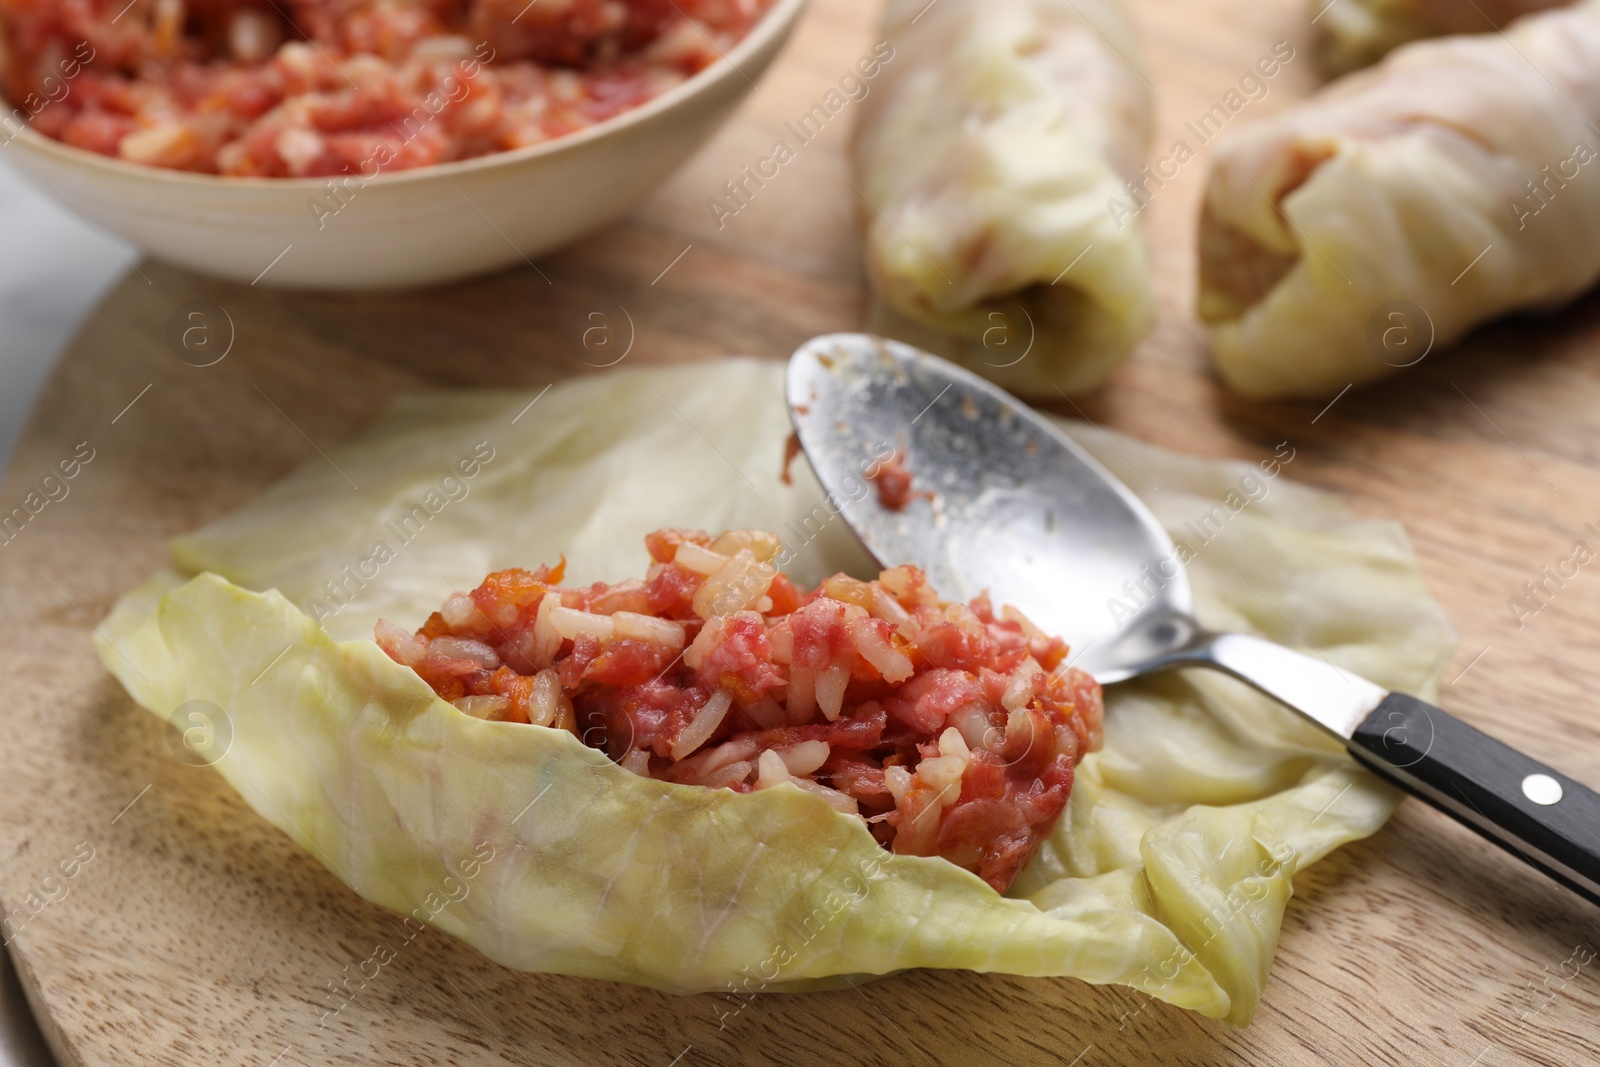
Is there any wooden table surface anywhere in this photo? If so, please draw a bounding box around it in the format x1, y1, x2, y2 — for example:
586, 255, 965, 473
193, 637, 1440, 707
3, 0, 1599, 1063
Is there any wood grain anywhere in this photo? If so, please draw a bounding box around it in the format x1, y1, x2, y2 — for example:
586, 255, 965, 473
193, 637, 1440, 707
3, 0, 1600, 1063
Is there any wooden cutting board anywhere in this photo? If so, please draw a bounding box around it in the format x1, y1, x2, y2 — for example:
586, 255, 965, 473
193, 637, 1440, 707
4, 0, 1600, 1063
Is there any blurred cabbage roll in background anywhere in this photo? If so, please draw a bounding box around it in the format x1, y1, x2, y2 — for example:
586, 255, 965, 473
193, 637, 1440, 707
1315, 0, 1569, 73
852, 0, 1155, 397
1199, 0, 1600, 399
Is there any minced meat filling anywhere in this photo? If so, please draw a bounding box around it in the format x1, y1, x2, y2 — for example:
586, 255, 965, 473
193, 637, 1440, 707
1, 0, 773, 175
377, 527, 1102, 893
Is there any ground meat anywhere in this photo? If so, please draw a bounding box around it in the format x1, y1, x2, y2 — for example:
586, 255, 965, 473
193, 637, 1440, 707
377, 527, 1103, 894
779, 431, 801, 486
870, 449, 924, 511
0, 0, 774, 175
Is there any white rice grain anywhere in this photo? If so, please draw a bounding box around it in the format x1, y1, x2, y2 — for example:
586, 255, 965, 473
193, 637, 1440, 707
441, 593, 480, 629
792, 779, 860, 814
527, 668, 563, 729
375, 619, 425, 667
612, 611, 686, 649
670, 688, 733, 760
692, 737, 761, 777
815, 663, 850, 721
777, 740, 830, 777
948, 705, 996, 753
532, 593, 563, 666
871, 585, 919, 639
1002, 660, 1043, 712
755, 749, 791, 790
850, 619, 914, 683
549, 605, 616, 642
700, 760, 754, 789
710, 529, 781, 562
453, 695, 510, 720
674, 541, 729, 575
692, 549, 775, 619
744, 695, 785, 729
430, 636, 500, 670
938, 726, 971, 761
916, 755, 967, 800
787, 666, 817, 723
766, 621, 794, 665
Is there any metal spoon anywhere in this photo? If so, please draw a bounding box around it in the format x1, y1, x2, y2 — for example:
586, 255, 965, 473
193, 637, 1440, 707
786, 332, 1600, 907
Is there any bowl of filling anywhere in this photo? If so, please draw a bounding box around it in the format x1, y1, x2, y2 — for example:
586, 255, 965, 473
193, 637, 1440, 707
0, 0, 804, 288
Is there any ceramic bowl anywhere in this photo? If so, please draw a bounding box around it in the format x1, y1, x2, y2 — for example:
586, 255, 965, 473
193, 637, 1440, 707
0, 0, 807, 290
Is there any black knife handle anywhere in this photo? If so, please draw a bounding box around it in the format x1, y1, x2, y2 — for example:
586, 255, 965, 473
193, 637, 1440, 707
1348, 692, 1600, 907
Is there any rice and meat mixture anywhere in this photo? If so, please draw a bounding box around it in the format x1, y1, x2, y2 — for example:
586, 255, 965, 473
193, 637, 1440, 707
0, 0, 773, 174
377, 528, 1103, 894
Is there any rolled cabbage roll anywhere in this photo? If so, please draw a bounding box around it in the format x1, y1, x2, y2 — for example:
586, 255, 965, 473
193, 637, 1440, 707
97, 361, 1455, 1025
1200, 0, 1600, 399
852, 0, 1155, 396
1316, 0, 1568, 73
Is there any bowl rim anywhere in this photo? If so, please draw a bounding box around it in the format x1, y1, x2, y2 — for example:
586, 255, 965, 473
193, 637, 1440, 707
0, 0, 808, 190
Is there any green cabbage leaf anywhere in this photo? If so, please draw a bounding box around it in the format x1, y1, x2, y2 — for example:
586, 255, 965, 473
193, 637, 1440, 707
96, 359, 1454, 1025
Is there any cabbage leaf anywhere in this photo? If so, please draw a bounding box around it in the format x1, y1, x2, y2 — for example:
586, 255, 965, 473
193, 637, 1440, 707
96, 359, 1454, 1025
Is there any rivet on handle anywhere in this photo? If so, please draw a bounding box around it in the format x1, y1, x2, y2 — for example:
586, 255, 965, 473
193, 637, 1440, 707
1522, 773, 1564, 806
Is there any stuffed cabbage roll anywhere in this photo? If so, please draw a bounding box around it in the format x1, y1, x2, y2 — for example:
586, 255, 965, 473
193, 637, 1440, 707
1200, 0, 1600, 399
852, 0, 1155, 396
1316, 0, 1568, 73
96, 361, 1456, 1025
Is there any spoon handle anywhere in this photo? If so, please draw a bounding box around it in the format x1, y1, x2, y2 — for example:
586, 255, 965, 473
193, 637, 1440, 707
1346, 693, 1600, 906
1173, 630, 1600, 906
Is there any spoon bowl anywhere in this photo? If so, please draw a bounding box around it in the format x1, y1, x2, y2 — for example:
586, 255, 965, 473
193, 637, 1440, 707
785, 333, 1192, 682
